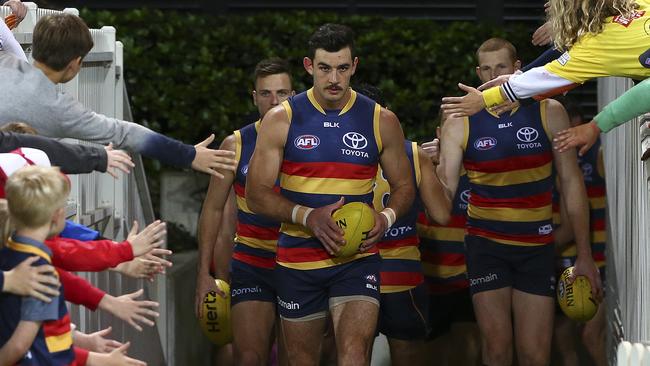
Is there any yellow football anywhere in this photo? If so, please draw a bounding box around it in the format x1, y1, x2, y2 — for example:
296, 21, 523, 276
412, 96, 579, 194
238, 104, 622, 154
557, 266, 598, 322
199, 279, 232, 346
331, 202, 376, 257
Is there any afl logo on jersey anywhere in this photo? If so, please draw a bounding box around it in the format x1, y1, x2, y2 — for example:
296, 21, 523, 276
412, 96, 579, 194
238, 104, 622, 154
474, 137, 497, 150
294, 135, 320, 150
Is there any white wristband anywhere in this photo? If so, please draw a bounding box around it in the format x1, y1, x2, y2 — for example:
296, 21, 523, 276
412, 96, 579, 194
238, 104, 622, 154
302, 208, 314, 227
380, 208, 396, 228
291, 205, 300, 224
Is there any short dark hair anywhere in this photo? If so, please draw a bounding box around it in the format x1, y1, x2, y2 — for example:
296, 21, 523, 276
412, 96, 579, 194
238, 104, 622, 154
308, 23, 355, 59
476, 38, 518, 63
0, 122, 38, 135
32, 14, 94, 71
355, 83, 386, 107
253, 58, 291, 89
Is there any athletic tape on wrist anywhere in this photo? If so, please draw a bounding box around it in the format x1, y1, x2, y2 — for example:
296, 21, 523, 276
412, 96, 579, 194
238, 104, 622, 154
291, 205, 300, 224
302, 208, 314, 227
380, 208, 396, 228
482, 86, 504, 108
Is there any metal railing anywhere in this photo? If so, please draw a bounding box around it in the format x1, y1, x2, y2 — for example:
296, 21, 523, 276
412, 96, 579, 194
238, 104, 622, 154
599, 77, 650, 365
1, 3, 167, 364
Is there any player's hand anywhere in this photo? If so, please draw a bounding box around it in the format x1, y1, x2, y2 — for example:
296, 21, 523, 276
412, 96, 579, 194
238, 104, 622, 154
477, 74, 513, 91
359, 210, 387, 252
553, 121, 600, 156
106, 290, 159, 332
421, 138, 440, 165
532, 21, 553, 46
195, 273, 225, 319
127, 220, 166, 257
306, 197, 346, 256
441, 83, 485, 118
76, 327, 123, 353
4, 0, 26, 23
3, 256, 60, 302
192, 134, 238, 179
104, 143, 134, 178
571, 255, 604, 303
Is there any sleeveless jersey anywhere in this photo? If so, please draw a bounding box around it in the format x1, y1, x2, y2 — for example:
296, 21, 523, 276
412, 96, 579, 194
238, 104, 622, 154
558, 138, 606, 268
373, 140, 422, 293
232, 120, 281, 269
278, 88, 382, 270
463, 101, 554, 246
418, 173, 470, 294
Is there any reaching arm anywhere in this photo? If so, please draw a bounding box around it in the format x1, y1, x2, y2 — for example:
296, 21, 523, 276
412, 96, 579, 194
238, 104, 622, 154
46, 237, 133, 271
0, 320, 40, 366
595, 77, 650, 132
196, 135, 236, 317
417, 147, 451, 225
547, 99, 603, 300
0, 132, 108, 174
436, 117, 466, 202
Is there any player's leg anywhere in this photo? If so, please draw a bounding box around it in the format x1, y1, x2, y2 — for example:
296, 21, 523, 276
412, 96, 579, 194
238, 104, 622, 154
511, 244, 556, 366
274, 264, 329, 365
380, 283, 429, 366
447, 290, 481, 366
512, 290, 554, 366
231, 301, 276, 365
465, 235, 515, 366
331, 300, 379, 366
472, 288, 513, 366
329, 255, 382, 366
580, 295, 606, 366
553, 313, 579, 366
424, 292, 455, 366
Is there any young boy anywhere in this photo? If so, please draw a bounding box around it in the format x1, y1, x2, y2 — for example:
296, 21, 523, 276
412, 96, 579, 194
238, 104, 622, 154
0, 166, 142, 365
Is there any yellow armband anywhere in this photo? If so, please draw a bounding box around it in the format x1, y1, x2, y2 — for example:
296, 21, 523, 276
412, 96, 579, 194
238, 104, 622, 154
482, 86, 505, 108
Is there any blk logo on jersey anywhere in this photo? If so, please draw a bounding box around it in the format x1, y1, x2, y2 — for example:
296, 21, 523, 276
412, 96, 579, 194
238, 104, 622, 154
294, 135, 320, 150
324, 121, 340, 128
341, 132, 370, 158
498, 122, 513, 129
516, 127, 542, 149
474, 137, 497, 150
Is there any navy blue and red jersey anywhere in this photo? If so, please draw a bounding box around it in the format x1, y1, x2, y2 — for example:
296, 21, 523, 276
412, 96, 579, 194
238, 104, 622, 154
0, 235, 76, 365
278, 88, 382, 270
462, 101, 554, 246
373, 140, 423, 293
232, 120, 281, 269
418, 173, 470, 294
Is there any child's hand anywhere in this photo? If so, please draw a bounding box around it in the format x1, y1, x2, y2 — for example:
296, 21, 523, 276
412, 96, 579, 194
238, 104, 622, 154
74, 327, 122, 353
107, 289, 159, 332
87, 342, 147, 366
126, 220, 166, 257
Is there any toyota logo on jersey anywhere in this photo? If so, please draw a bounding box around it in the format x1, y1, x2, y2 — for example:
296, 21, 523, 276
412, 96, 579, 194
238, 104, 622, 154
342, 132, 368, 150
516, 127, 539, 143
294, 135, 320, 150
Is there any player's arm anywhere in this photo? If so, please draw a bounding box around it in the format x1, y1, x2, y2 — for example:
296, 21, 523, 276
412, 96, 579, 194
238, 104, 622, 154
196, 135, 237, 317
417, 147, 451, 225
554, 194, 575, 253
247, 105, 345, 255
547, 99, 603, 300
363, 108, 415, 248
436, 117, 466, 202
214, 188, 237, 281
0, 320, 40, 365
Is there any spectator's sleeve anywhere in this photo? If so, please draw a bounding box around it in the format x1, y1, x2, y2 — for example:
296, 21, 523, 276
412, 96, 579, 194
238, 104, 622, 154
74, 347, 89, 366
594, 77, 650, 132
21, 259, 59, 321
47, 237, 134, 271
60, 221, 101, 241
0, 16, 27, 61
0, 132, 108, 173
521, 47, 563, 72
38, 93, 196, 168
57, 269, 105, 311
